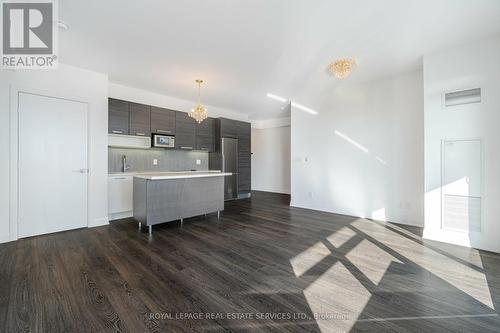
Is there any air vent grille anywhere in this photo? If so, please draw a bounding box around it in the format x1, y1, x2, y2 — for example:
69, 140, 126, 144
445, 88, 481, 107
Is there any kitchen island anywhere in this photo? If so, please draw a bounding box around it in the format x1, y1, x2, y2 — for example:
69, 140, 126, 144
133, 171, 231, 234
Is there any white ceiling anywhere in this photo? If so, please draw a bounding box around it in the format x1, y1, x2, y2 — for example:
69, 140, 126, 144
60, 0, 500, 120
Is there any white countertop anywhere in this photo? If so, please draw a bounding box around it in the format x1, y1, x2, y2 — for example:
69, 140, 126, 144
109, 170, 232, 180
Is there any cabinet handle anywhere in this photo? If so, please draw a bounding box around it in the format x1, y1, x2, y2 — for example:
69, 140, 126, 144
181, 146, 193, 150
156, 129, 171, 134
113, 177, 126, 180
200, 147, 208, 150
135, 132, 145, 136
111, 130, 123, 134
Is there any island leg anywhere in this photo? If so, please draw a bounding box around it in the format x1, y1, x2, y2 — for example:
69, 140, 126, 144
138, 222, 141, 230
148, 225, 152, 235
217, 211, 220, 220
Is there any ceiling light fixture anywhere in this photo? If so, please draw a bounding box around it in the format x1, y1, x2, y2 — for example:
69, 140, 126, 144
328, 58, 357, 79
189, 79, 208, 124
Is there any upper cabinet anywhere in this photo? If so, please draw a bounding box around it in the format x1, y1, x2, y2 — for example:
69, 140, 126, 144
196, 117, 215, 152
219, 118, 239, 138
237, 121, 251, 137
108, 99, 151, 137
175, 112, 196, 150
151, 106, 176, 134
108, 98, 129, 135
108, 98, 241, 155
129, 103, 151, 137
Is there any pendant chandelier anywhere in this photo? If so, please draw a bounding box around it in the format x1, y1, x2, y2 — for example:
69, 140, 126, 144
189, 79, 208, 123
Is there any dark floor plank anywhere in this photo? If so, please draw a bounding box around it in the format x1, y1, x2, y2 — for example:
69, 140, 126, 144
1, 191, 500, 333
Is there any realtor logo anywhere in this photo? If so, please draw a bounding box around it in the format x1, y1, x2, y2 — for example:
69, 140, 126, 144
2, 0, 58, 69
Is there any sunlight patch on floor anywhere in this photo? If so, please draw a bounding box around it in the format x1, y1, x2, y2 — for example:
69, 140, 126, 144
351, 219, 495, 309
345, 238, 402, 285
326, 227, 356, 248
304, 261, 371, 333
290, 241, 331, 277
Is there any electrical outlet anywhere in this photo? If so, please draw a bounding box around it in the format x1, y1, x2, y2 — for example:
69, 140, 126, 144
153, 159, 158, 165
196, 159, 201, 165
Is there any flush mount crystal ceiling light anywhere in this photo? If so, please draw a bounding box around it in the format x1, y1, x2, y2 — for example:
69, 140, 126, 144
328, 58, 357, 79
189, 79, 208, 123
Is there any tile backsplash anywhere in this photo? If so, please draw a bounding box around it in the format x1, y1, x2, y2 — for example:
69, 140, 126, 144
108, 148, 209, 173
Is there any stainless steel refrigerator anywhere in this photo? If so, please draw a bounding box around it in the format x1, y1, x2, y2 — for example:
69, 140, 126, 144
222, 137, 238, 200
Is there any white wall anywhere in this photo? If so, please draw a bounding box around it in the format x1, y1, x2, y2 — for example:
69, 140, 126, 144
0, 64, 109, 243
291, 71, 424, 226
109, 83, 249, 121
251, 126, 291, 194
424, 36, 500, 252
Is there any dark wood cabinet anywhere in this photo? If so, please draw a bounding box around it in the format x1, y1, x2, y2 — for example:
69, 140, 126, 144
108, 98, 129, 135
196, 117, 215, 152
108, 101, 250, 194
129, 103, 151, 137
237, 121, 251, 139
238, 167, 251, 193
220, 118, 239, 138
175, 112, 196, 150
211, 118, 252, 197
236, 121, 251, 196
151, 106, 176, 134
238, 151, 251, 168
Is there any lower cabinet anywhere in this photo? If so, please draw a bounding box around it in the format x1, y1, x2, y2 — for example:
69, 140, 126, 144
108, 175, 134, 220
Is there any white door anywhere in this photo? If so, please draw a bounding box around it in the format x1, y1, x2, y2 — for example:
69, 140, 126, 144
18, 92, 88, 238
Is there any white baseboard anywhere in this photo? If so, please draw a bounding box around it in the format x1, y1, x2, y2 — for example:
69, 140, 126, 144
423, 228, 500, 253
0, 234, 15, 244
108, 211, 133, 221
252, 188, 290, 195
290, 202, 423, 227
88, 216, 109, 228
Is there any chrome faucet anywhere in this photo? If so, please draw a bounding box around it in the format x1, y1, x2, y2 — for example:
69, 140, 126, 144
122, 155, 130, 172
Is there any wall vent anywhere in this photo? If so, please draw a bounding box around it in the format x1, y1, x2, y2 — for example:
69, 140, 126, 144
444, 88, 481, 107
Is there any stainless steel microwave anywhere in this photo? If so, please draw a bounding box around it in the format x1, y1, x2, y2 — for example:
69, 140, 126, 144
152, 134, 175, 148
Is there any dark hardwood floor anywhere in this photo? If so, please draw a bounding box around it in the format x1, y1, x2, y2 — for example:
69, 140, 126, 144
1, 191, 500, 332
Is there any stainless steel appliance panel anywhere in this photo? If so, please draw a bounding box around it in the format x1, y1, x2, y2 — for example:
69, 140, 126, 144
152, 134, 175, 148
